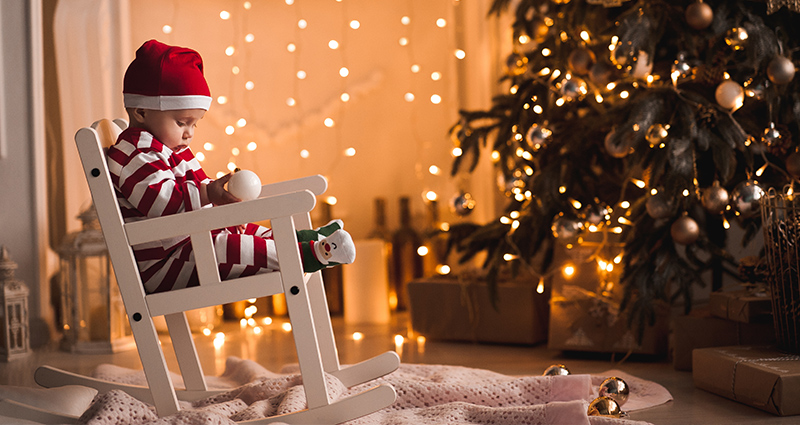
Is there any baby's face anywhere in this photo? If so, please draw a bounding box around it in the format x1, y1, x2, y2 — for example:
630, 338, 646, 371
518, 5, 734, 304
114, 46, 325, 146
141, 108, 206, 153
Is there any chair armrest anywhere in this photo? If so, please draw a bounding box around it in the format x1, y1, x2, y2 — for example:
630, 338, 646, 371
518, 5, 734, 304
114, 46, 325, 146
124, 190, 316, 246
260, 174, 327, 197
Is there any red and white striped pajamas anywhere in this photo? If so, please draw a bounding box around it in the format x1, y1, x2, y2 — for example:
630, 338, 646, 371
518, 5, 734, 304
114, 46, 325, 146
107, 128, 281, 293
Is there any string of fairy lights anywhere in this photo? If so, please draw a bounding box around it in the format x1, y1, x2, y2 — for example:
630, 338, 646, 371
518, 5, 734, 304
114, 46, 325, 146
148, 0, 464, 347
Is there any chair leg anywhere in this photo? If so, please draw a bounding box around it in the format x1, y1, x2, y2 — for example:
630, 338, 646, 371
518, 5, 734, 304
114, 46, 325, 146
306, 272, 341, 373
165, 312, 208, 392
131, 316, 182, 416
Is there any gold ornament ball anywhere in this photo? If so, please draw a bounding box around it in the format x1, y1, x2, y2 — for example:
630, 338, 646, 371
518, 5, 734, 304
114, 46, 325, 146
604, 130, 631, 159
568, 47, 596, 75
715, 80, 744, 110
731, 180, 765, 218
671, 215, 700, 245
588, 396, 621, 418
725, 27, 748, 50
543, 364, 571, 376
646, 192, 673, 219
767, 56, 796, 85
701, 182, 729, 215
599, 377, 630, 406
785, 151, 800, 179
645, 124, 669, 147
685, 1, 713, 30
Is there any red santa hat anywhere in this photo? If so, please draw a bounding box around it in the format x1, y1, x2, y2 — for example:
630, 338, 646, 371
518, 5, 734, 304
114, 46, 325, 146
123, 40, 212, 111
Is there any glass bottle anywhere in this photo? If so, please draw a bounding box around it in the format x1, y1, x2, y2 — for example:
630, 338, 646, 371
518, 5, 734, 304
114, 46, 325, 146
391, 197, 423, 311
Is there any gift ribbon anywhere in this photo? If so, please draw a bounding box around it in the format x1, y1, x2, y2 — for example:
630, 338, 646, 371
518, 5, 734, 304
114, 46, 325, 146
730, 354, 800, 400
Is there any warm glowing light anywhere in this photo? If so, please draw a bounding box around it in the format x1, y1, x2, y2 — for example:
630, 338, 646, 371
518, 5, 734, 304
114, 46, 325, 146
287, 97, 296, 106
349, 20, 360, 29
328, 40, 339, 49
231, 147, 240, 156
326, 196, 338, 206
345, 147, 356, 156
225, 125, 235, 135
394, 334, 405, 346
227, 162, 237, 172
722, 217, 731, 229
213, 337, 224, 350
632, 178, 646, 188
262, 317, 272, 325
253, 327, 262, 335
518, 34, 530, 44
682, 189, 690, 197
203, 328, 212, 336
225, 46, 235, 56
217, 96, 228, 105
620, 201, 630, 209
399, 37, 409, 46
430, 94, 442, 104
339, 67, 349, 77
162, 25, 172, 34
401, 16, 410, 25
296, 70, 307, 79
491, 150, 500, 161
340, 93, 350, 102
756, 163, 768, 177
196, 152, 205, 161
436, 18, 447, 27
300, 149, 310, 158
216, 171, 226, 179
282, 322, 292, 332
245, 33, 254, 42
436, 264, 451, 275
429, 165, 441, 175
204, 142, 215, 151
411, 64, 420, 73
220, 10, 231, 20
353, 332, 364, 341
533, 105, 543, 114
287, 43, 296, 52
580, 30, 590, 41
245, 81, 255, 90
431, 72, 442, 81
563, 265, 575, 277
452, 147, 463, 156
425, 190, 438, 201
620, 91, 630, 99
297, 19, 307, 29
239, 318, 247, 328
417, 246, 429, 256
541, 48, 552, 56
503, 253, 517, 261
324, 118, 335, 127
571, 199, 582, 209
455, 49, 466, 59
232, 66, 240, 75
559, 186, 567, 194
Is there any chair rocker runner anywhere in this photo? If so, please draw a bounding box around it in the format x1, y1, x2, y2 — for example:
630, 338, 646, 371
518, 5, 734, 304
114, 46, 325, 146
34, 119, 400, 423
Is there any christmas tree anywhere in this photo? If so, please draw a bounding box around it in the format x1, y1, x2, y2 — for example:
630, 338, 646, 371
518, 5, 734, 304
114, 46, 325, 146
447, 0, 799, 337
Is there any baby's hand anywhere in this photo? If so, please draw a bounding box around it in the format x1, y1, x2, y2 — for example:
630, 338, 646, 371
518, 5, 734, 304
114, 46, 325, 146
207, 173, 240, 205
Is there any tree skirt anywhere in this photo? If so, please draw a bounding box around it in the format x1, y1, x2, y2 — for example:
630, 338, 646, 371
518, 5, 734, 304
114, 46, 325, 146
75, 357, 670, 425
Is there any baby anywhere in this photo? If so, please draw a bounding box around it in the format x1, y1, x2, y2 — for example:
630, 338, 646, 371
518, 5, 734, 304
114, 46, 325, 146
107, 39, 354, 293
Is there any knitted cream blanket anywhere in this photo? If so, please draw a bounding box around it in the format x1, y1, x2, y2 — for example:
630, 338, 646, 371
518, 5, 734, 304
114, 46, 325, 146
77, 357, 671, 425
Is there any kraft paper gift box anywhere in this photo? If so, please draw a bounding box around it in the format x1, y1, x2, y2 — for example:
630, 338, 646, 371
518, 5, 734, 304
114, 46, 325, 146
709, 289, 772, 323
693, 346, 800, 416
547, 284, 669, 354
407, 276, 549, 345
672, 308, 775, 371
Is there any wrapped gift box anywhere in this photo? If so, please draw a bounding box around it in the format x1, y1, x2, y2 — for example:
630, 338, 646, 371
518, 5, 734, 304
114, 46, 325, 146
672, 308, 775, 371
693, 346, 800, 416
407, 276, 549, 345
709, 289, 772, 323
547, 284, 669, 354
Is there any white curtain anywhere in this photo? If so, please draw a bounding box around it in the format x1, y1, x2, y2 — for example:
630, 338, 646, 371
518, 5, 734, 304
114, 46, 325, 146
54, 0, 130, 233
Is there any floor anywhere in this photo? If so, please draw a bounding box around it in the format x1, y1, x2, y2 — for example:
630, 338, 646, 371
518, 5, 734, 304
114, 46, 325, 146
1, 312, 796, 425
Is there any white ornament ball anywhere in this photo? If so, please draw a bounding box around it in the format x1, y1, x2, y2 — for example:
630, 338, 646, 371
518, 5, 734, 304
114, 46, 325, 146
715, 80, 744, 110
228, 170, 262, 201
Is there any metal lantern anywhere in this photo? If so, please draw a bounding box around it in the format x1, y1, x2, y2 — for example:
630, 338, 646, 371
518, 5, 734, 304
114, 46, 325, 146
0, 246, 31, 361
57, 205, 135, 353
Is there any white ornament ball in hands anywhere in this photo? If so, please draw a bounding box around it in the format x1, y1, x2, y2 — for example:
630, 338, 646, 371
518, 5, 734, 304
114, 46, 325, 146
715, 80, 744, 110
228, 170, 262, 201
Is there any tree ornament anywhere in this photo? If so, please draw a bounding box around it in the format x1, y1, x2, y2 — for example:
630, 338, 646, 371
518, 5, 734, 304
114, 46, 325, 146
581, 202, 611, 226
543, 364, 570, 376
598, 377, 630, 406
525, 123, 552, 151
767, 56, 796, 85
604, 130, 631, 158
588, 397, 621, 418
715, 80, 745, 110
559, 76, 588, 101
552, 214, 583, 244
762, 122, 783, 148
227, 169, 262, 201
646, 192, 673, 219
731, 180, 765, 218
671, 215, 700, 245
645, 124, 669, 147
786, 151, 800, 179
590, 60, 617, 87
701, 182, 729, 215
568, 47, 596, 75
671, 53, 694, 84
685, 0, 714, 30
725, 27, 749, 50
451, 192, 476, 217
505, 52, 528, 76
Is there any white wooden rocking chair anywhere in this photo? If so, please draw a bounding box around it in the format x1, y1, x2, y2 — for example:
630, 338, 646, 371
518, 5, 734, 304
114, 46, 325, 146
28, 119, 400, 423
